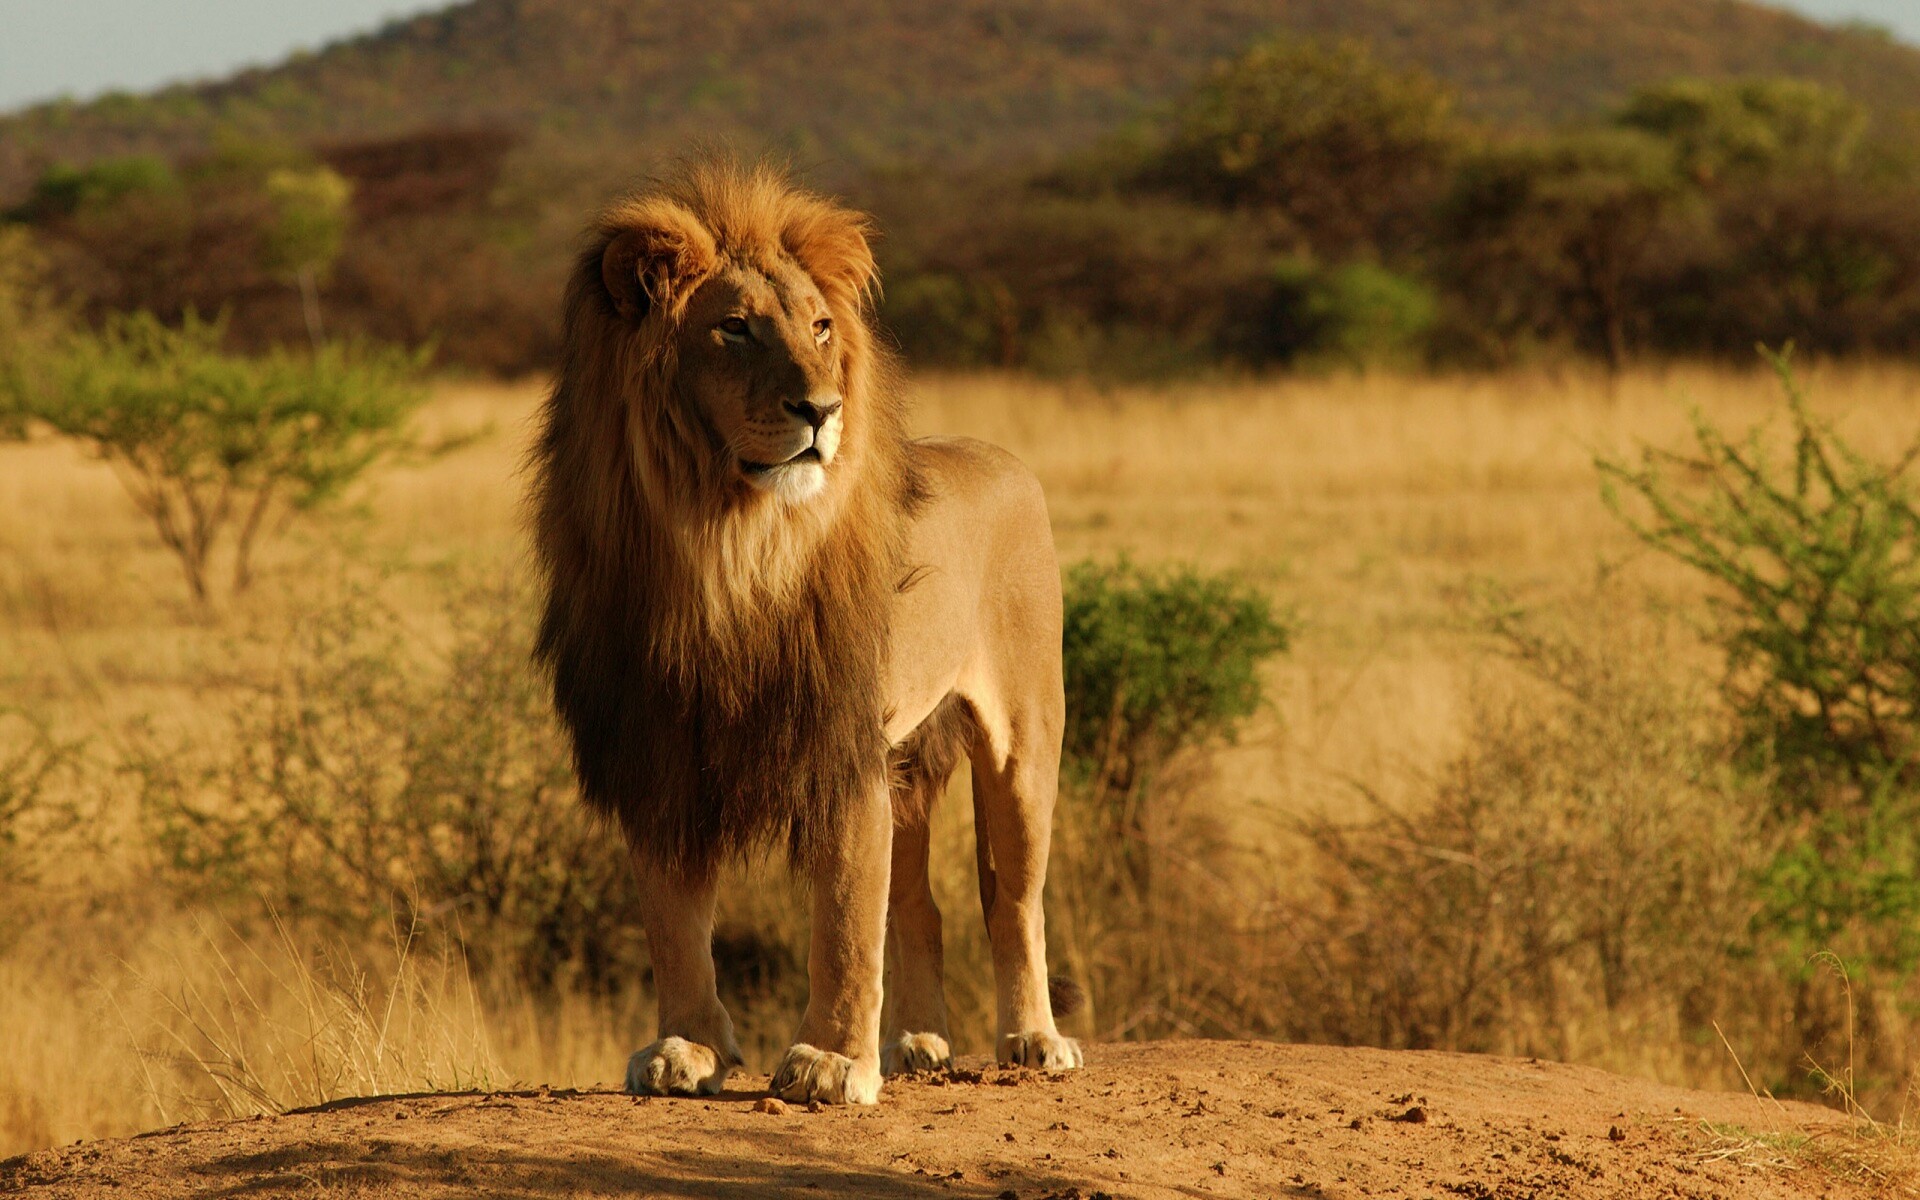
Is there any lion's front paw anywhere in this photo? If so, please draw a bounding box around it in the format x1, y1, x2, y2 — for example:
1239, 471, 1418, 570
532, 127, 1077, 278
998, 1030, 1083, 1072
625, 1036, 732, 1096
881, 1031, 953, 1076
771, 1043, 881, 1105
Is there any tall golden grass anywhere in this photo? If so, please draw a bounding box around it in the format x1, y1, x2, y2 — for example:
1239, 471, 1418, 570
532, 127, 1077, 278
6, 362, 1920, 1156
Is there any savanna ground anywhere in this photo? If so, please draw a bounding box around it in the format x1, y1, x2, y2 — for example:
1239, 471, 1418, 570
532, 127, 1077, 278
5, 365, 1920, 1192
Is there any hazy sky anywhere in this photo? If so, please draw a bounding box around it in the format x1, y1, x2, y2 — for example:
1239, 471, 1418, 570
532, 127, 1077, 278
0, 0, 1916, 113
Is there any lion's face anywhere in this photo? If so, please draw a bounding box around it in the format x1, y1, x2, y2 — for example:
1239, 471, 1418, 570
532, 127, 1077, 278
590, 183, 879, 515
674, 260, 845, 505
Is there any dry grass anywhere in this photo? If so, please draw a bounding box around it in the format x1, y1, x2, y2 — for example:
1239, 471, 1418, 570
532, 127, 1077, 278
7, 362, 1920, 1157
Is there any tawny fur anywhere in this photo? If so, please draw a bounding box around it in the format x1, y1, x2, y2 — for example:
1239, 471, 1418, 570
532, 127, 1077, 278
530, 161, 920, 874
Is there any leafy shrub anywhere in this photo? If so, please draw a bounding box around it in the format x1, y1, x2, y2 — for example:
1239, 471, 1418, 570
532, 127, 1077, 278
1600, 350, 1920, 976
1061, 558, 1290, 801
132, 582, 643, 990
880, 190, 1300, 375
1644, 176, 1920, 359
1270, 259, 1439, 369
3, 313, 426, 603
12, 157, 182, 222
1045, 558, 1290, 1038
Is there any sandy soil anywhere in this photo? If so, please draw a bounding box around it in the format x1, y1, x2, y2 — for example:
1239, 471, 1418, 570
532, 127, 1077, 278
1, 1041, 1880, 1199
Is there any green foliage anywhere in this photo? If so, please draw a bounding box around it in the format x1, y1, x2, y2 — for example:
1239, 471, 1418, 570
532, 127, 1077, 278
133, 584, 642, 989
3, 313, 426, 603
8, 8, 1920, 375
0, 227, 70, 438
1273, 259, 1439, 369
1442, 129, 1686, 368
1045, 558, 1289, 1035
261, 165, 353, 347
1061, 558, 1290, 798
879, 191, 1300, 376
13, 156, 180, 222
1620, 77, 1867, 183
880, 273, 1011, 368
260, 167, 351, 281
1140, 36, 1462, 255
1600, 349, 1920, 973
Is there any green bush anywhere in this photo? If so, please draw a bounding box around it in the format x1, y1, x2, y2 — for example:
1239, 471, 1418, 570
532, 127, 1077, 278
12, 156, 182, 222
1047, 558, 1290, 1038
1600, 349, 1920, 976
1271, 259, 1439, 369
3, 313, 426, 603
1061, 558, 1289, 825
878, 272, 1009, 367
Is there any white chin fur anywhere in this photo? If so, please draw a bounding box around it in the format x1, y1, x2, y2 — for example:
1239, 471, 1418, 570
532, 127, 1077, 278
747, 460, 828, 503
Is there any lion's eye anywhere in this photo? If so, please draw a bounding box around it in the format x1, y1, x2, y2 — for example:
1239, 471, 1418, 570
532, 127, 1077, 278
813, 318, 833, 345
718, 316, 750, 339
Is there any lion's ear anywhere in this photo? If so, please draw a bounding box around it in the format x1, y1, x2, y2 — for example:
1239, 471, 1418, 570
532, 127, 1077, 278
599, 204, 717, 322
783, 203, 879, 307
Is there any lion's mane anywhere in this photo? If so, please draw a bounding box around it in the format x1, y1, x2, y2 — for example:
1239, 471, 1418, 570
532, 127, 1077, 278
531, 160, 918, 876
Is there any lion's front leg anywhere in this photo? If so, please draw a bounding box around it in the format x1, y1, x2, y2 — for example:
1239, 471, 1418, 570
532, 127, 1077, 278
772, 780, 891, 1105
625, 854, 743, 1097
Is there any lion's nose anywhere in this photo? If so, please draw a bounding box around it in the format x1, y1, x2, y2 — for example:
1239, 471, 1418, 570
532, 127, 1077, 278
785, 394, 842, 430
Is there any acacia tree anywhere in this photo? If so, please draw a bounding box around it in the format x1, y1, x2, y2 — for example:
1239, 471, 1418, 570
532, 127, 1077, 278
1619, 77, 1867, 185
1599, 348, 1920, 974
3, 312, 424, 604
262, 166, 353, 351
1441, 129, 1686, 371
1138, 36, 1463, 257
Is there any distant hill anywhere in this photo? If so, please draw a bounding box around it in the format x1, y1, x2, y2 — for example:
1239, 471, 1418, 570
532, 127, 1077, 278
3, 0, 1920, 200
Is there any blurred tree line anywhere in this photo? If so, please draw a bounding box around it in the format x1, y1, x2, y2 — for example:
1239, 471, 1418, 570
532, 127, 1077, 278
883, 38, 1920, 375
5, 127, 554, 375
8, 36, 1920, 377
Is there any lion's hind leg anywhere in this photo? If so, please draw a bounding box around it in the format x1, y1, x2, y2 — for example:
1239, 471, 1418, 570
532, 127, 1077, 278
969, 695, 1082, 1073
881, 697, 971, 1075
625, 854, 743, 1096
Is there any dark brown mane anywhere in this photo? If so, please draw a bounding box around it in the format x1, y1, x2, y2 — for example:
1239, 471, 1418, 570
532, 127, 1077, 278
530, 159, 918, 877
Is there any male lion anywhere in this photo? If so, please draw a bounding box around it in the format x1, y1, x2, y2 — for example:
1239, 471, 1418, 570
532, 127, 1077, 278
531, 159, 1081, 1105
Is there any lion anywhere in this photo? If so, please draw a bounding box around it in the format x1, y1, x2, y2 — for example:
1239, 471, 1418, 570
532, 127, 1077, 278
530, 158, 1081, 1105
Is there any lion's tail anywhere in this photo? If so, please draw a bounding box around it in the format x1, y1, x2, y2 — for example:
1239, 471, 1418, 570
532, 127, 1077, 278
1048, 975, 1086, 1019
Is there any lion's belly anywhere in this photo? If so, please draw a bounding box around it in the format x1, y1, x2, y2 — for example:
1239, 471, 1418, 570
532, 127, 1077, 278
883, 568, 979, 745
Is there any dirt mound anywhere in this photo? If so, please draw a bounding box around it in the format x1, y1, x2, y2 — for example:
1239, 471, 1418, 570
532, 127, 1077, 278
1, 1041, 1882, 1199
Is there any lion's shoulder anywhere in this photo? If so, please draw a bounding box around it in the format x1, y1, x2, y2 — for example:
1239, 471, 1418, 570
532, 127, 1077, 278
906, 435, 1043, 506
